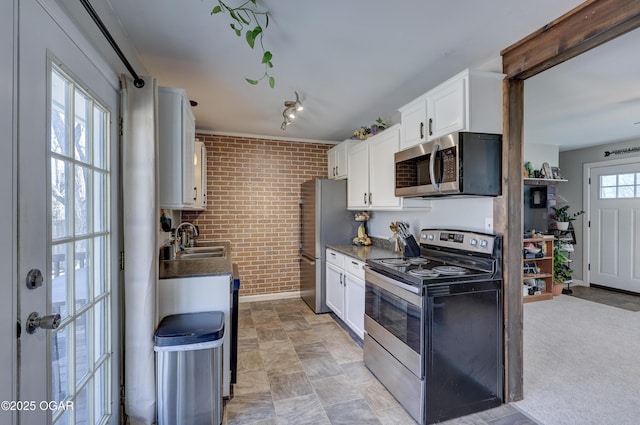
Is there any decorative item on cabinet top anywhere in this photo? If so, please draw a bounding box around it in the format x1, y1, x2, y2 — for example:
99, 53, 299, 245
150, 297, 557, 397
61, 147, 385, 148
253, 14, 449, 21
350, 117, 387, 140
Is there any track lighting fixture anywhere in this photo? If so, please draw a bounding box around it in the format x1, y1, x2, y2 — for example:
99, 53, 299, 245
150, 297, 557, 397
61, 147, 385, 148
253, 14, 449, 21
281, 91, 304, 130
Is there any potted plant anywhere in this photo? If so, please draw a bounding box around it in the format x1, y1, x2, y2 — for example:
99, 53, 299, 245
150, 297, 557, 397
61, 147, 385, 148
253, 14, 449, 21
551, 205, 584, 231
553, 244, 572, 295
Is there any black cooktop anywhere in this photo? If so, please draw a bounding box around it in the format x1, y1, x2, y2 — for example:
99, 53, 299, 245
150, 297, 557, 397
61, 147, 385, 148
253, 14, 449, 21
366, 256, 496, 287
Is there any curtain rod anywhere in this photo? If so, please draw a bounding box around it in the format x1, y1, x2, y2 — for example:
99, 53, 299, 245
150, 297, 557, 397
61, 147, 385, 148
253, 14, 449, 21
79, 0, 145, 88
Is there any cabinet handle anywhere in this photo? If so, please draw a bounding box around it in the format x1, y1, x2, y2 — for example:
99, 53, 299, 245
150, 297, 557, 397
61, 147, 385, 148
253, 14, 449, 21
369, 192, 372, 205
193, 186, 197, 201
428, 118, 433, 136
340, 273, 343, 286
420, 122, 424, 139
363, 193, 367, 205
335, 166, 338, 176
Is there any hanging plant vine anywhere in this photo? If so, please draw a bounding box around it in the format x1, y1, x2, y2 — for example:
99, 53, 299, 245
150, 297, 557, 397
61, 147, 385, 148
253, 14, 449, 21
211, 0, 275, 88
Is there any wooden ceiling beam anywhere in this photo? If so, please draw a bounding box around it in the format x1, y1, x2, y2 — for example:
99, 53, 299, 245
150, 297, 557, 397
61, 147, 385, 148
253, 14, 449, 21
501, 0, 640, 79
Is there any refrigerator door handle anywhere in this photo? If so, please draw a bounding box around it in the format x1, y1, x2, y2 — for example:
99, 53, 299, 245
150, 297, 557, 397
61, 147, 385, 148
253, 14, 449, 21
298, 198, 304, 249
299, 254, 316, 266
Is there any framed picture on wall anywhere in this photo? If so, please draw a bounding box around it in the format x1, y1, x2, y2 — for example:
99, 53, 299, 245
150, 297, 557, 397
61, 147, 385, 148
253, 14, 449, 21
529, 186, 547, 208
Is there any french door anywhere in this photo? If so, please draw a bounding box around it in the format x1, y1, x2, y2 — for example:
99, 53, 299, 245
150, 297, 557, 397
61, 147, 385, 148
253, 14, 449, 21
18, 1, 120, 424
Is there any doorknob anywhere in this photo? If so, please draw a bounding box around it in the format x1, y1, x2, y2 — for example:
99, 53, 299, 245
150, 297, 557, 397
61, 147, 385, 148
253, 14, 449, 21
26, 312, 61, 334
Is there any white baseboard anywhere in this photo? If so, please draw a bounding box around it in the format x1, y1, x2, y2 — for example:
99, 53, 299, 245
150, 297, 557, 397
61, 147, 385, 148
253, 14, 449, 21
239, 291, 301, 303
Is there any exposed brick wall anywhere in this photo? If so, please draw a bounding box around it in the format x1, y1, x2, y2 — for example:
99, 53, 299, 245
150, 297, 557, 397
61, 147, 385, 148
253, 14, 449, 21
182, 134, 332, 296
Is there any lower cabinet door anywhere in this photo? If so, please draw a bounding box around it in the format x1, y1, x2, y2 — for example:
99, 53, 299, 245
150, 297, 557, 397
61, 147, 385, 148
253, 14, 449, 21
344, 274, 365, 339
325, 263, 345, 318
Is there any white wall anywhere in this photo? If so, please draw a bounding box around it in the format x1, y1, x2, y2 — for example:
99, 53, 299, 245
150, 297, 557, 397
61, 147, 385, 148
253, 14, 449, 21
524, 143, 560, 170
559, 137, 640, 281
0, 1, 17, 423
367, 197, 495, 239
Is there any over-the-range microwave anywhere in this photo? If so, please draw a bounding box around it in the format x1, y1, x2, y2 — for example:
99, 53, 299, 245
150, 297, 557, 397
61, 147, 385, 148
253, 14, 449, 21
395, 132, 502, 198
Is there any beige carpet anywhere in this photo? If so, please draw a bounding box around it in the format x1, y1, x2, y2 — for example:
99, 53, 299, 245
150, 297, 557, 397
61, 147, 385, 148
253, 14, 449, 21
515, 294, 640, 425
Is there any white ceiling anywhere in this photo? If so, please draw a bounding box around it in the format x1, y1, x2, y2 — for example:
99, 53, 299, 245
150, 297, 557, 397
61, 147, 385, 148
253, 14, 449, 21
60, 0, 639, 149
524, 27, 640, 151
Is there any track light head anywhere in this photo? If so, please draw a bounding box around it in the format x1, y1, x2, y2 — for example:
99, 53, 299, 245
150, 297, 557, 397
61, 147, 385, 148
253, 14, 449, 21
280, 91, 304, 131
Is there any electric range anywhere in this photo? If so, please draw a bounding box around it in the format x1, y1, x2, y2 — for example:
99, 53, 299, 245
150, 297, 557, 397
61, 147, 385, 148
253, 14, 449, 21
363, 229, 503, 424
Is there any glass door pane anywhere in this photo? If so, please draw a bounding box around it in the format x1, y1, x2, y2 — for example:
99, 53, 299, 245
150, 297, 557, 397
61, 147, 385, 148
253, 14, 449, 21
50, 65, 112, 425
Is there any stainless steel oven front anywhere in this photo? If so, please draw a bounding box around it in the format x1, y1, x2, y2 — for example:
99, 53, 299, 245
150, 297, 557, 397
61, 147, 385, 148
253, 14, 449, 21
363, 266, 424, 423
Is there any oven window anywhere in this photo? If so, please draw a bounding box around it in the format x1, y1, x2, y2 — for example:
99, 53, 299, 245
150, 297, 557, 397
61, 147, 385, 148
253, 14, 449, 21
365, 283, 421, 354
395, 155, 431, 189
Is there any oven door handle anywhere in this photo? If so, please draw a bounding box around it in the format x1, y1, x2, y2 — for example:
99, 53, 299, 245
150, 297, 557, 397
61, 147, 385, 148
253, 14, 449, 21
429, 142, 441, 192
364, 266, 422, 307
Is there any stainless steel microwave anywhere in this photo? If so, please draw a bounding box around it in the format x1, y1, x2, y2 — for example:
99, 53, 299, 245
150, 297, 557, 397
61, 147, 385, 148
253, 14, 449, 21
394, 132, 502, 197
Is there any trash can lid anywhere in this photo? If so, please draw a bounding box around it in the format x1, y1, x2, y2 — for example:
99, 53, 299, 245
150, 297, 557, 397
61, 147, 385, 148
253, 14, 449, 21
154, 311, 225, 347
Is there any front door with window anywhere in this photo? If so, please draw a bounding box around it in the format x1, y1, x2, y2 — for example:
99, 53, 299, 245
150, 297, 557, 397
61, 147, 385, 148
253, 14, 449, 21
589, 161, 640, 293
18, 2, 120, 423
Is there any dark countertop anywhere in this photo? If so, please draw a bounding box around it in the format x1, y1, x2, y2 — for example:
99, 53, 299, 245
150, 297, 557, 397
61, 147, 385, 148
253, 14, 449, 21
326, 244, 402, 262
159, 240, 234, 279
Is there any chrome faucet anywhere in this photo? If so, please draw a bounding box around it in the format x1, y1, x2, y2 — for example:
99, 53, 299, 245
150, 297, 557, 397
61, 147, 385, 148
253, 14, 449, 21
174, 222, 199, 254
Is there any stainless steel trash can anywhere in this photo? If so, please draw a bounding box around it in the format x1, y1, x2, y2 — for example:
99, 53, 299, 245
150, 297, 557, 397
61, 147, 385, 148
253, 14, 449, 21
154, 311, 225, 425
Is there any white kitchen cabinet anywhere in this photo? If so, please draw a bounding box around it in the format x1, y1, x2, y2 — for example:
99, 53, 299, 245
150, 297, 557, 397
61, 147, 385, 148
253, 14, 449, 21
425, 69, 503, 141
325, 248, 365, 339
158, 86, 196, 209
326, 249, 345, 317
327, 139, 353, 180
347, 141, 369, 209
157, 275, 232, 397
368, 127, 401, 208
398, 96, 428, 150
343, 257, 365, 339
347, 124, 402, 210
187, 140, 207, 210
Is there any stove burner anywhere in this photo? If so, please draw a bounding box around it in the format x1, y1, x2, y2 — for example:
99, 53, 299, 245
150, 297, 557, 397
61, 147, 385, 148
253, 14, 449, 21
407, 258, 430, 265
432, 265, 468, 275
379, 259, 410, 266
408, 269, 440, 278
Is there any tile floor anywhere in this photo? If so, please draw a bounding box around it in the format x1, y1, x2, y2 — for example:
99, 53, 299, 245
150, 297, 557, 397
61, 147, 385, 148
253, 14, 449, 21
223, 297, 538, 425
569, 284, 640, 312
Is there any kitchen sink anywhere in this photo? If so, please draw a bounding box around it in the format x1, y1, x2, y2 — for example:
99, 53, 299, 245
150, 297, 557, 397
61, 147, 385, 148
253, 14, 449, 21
178, 251, 226, 260
176, 244, 226, 260
183, 246, 225, 254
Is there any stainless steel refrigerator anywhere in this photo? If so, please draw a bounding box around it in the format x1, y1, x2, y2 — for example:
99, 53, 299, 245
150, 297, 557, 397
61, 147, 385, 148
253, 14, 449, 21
299, 179, 353, 313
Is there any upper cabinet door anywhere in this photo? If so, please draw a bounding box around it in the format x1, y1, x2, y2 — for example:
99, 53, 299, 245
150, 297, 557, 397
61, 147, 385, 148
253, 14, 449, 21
191, 140, 207, 210
347, 141, 369, 209
399, 97, 427, 150
181, 98, 195, 205
368, 125, 402, 209
426, 76, 466, 140
425, 69, 503, 141
158, 86, 196, 209
328, 145, 338, 178
328, 139, 352, 180
334, 141, 350, 179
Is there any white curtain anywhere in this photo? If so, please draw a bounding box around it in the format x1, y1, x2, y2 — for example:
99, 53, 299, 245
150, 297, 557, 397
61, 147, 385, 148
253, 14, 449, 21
120, 75, 158, 424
